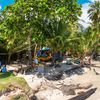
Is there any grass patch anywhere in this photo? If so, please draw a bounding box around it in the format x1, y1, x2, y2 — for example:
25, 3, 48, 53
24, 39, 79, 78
0, 72, 30, 91
0, 72, 14, 82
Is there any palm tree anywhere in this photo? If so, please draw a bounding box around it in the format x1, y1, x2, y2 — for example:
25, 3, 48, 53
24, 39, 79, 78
88, 1, 100, 32
88, 1, 100, 23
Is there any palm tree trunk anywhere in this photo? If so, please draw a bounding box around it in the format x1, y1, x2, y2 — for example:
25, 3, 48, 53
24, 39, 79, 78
80, 55, 85, 67
17, 52, 20, 61
80, 58, 84, 67
28, 29, 32, 67
88, 56, 92, 65
8, 53, 11, 64
34, 43, 37, 58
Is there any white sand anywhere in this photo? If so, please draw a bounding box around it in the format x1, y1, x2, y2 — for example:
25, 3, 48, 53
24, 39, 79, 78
1, 60, 100, 100
17, 60, 99, 100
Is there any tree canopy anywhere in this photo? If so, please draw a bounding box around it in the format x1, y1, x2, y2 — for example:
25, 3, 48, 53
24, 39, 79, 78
0, 0, 99, 63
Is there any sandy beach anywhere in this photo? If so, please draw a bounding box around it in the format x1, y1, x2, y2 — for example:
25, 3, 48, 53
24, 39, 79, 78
0, 60, 100, 100
21, 60, 100, 100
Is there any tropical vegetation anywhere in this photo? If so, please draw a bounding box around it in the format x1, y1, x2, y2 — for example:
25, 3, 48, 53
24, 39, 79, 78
0, 0, 99, 66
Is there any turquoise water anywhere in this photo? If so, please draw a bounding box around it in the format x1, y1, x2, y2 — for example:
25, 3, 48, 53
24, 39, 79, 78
0, 0, 92, 10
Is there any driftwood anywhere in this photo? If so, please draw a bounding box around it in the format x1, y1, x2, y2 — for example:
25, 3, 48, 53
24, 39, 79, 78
69, 88, 97, 100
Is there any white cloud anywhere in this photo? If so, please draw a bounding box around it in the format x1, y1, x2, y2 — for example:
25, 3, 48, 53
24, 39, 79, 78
79, 0, 99, 28
89, 0, 99, 2
79, 3, 91, 28
0, 5, 2, 10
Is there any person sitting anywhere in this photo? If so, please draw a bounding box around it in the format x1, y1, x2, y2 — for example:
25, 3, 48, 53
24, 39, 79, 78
37, 64, 44, 77
53, 51, 62, 63
34, 57, 38, 64
1, 64, 7, 73
33, 56, 38, 67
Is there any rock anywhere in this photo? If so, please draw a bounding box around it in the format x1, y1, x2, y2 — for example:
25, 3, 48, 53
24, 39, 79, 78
37, 95, 47, 100
62, 88, 76, 95
40, 84, 48, 91
55, 64, 61, 68
27, 90, 35, 98
0, 88, 12, 96
61, 85, 76, 95
0, 90, 3, 96
30, 95, 38, 100
13, 71, 18, 75
79, 83, 93, 89
45, 70, 63, 81
32, 81, 42, 93
8, 84, 22, 90
77, 91, 85, 94
67, 89, 76, 95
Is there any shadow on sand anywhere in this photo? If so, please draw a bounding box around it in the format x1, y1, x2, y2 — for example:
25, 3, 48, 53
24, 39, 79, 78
0, 72, 13, 79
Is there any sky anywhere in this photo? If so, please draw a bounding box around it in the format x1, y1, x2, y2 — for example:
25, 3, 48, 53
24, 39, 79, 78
78, 0, 99, 28
0, 0, 14, 10
0, 0, 98, 28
